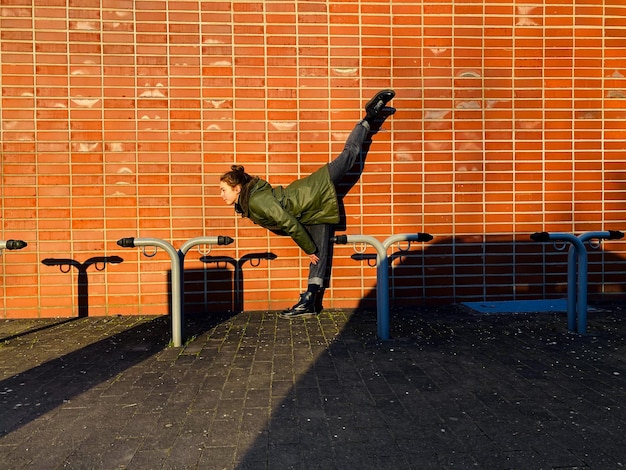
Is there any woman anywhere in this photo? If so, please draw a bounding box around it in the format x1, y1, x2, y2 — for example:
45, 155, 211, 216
220, 89, 395, 318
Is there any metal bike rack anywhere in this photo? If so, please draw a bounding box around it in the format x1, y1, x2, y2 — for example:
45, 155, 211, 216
117, 236, 234, 347
0, 239, 28, 252
332, 232, 433, 340
530, 230, 624, 334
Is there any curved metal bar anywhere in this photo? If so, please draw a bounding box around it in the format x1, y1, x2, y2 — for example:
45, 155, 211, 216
117, 237, 183, 347
333, 234, 389, 339
117, 235, 234, 347
179, 236, 234, 257
531, 230, 623, 335
578, 231, 616, 244
178, 236, 235, 323
383, 233, 433, 251
333, 233, 433, 340
573, 231, 622, 334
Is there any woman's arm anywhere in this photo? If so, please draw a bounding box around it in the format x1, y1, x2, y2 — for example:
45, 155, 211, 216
249, 195, 318, 255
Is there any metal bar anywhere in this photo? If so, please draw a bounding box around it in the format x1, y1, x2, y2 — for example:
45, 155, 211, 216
567, 246, 577, 331
531, 232, 587, 334
382, 233, 433, 251
0, 240, 28, 251
334, 235, 388, 339
333, 233, 432, 340
117, 236, 235, 347
178, 236, 234, 257
178, 236, 235, 320
117, 237, 183, 347
574, 231, 623, 334
530, 230, 623, 335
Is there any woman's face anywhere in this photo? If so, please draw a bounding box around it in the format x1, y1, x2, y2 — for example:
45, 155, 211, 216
220, 181, 241, 205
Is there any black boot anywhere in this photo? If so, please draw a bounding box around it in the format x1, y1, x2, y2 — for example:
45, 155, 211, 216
280, 292, 318, 319
315, 287, 325, 313
365, 89, 395, 120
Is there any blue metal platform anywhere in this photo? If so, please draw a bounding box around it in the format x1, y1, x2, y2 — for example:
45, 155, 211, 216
462, 298, 568, 314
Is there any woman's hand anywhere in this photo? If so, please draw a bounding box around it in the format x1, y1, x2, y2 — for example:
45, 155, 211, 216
309, 253, 320, 265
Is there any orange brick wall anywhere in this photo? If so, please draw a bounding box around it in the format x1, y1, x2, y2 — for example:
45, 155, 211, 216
1, 0, 625, 318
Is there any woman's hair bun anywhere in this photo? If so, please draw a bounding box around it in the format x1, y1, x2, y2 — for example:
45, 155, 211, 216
221, 164, 252, 187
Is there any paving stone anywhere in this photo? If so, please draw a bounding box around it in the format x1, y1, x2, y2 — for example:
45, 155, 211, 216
0, 306, 625, 468
200, 445, 236, 469
128, 448, 170, 469
162, 430, 206, 469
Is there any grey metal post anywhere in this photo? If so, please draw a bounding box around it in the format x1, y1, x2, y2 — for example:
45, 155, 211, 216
117, 236, 234, 347
117, 237, 183, 346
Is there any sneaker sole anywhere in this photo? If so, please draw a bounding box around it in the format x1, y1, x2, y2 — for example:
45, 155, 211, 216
279, 311, 318, 319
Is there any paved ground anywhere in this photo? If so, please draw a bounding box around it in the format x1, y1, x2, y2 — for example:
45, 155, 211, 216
0, 303, 625, 469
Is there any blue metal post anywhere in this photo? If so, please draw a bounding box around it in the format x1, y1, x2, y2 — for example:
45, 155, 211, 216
573, 231, 623, 334
531, 232, 589, 334
531, 230, 623, 334
566, 245, 577, 331
333, 233, 432, 340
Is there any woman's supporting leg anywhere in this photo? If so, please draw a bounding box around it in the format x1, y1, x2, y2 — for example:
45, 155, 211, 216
306, 224, 333, 288
280, 224, 332, 317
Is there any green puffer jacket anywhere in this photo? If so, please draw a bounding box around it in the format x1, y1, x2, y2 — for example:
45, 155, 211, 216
234, 164, 340, 254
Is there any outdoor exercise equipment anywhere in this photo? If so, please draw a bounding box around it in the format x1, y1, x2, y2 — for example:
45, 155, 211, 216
530, 230, 624, 334
332, 232, 433, 340
117, 236, 234, 347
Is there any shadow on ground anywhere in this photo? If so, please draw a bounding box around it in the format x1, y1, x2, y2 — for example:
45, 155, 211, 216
231, 304, 626, 469
226, 235, 626, 468
0, 311, 233, 440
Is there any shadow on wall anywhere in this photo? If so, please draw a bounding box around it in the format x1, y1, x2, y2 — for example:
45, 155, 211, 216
345, 235, 626, 312
41, 256, 124, 318
169, 252, 278, 316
